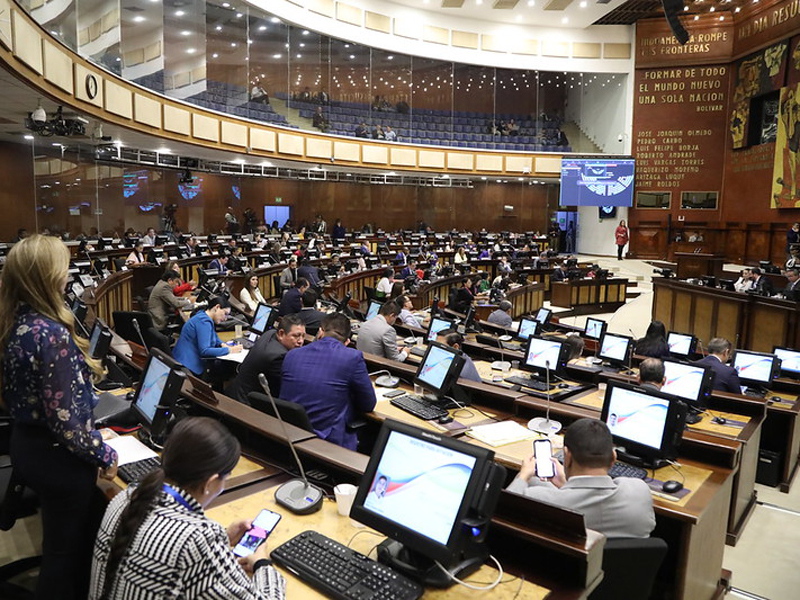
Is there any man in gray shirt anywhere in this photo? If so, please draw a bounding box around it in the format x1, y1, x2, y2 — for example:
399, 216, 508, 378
507, 418, 656, 538
487, 300, 513, 329
356, 302, 408, 362
148, 270, 192, 332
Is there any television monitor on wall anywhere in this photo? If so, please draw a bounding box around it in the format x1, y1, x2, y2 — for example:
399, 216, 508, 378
559, 158, 635, 207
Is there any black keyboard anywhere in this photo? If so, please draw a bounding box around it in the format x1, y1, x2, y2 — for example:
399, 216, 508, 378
390, 394, 449, 421
231, 337, 255, 350
118, 457, 161, 484
608, 462, 647, 480
504, 375, 554, 391
744, 388, 766, 398
271, 530, 423, 600
409, 346, 426, 357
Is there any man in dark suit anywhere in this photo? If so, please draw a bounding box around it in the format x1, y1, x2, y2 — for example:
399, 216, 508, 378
278, 277, 309, 316
297, 290, 327, 335
551, 262, 569, 282
297, 258, 322, 289
781, 267, 800, 300
280, 313, 377, 450
695, 337, 741, 394
751, 267, 775, 296
225, 315, 306, 403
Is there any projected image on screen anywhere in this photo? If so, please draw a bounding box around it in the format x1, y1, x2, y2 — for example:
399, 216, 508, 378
418, 346, 455, 390
560, 158, 635, 207
606, 387, 669, 450
363, 430, 476, 545
733, 352, 775, 384
136, 357, 171, 423
662, 362, 705, 401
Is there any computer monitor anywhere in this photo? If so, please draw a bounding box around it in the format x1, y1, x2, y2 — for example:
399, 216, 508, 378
598, 332, 633, 367
413, 342, 465, 400
774, 346, 800, 379
349, 419, 506, 585
667, 331, 697, 357
516, 316, 540, 341
365, 299, 383, 321
732, 350, 781, 387
132, 350, 186, 447
521, 336, 569, 379
534, 307, 552, 326
71, 297, 87, 325
71, 281, 85, 299
430, 297, 440, 318
661, 360, 714, 409
250, 303, 276, 335
584, 317, 607, 341
463, 306, 477, 331
426, 316, 454, 343
88, 319, 112, 360
601, 380, 687, 469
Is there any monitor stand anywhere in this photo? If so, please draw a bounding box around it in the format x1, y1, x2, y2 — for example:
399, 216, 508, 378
684, 404, 704, 425
376, 539, 487, 588
615, 447, 668, 471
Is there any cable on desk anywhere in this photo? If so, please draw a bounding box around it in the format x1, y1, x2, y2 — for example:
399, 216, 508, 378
665, 459, 686, 485
346, 529, 383, 549
512, 574, 526, 599
433, 554, 504, 591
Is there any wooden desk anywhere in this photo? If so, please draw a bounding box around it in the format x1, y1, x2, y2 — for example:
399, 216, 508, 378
675, 252, 725, 279
550, 278, 628, 312
206, 483, 553, 600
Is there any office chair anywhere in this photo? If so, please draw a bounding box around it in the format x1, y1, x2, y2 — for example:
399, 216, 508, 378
588, 537, 668, 600
273, 275, 282, 299
111, 311, 172, 356
246, 392, 314, 432
113, 258, 127, 271
0, 416, 41, 599
363, 286, 376, 303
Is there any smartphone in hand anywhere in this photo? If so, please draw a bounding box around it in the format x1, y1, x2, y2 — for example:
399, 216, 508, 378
232, 509, 282, 557
533, 439, 555, 479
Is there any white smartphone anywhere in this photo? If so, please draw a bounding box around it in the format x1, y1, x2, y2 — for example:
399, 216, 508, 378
232, 509, 282, 557
533, 439, 555, 479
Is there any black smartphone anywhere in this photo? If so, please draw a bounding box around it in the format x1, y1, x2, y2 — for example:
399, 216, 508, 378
534, 439, 555, 479
232, 509, 282, 557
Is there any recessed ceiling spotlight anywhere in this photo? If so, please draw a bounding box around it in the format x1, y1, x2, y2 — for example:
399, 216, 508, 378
133, 16, 145, 22
175, 10, 184, 16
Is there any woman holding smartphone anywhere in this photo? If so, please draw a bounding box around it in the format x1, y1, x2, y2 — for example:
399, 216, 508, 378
90, 417, 286, 599
0, 235, 118, 599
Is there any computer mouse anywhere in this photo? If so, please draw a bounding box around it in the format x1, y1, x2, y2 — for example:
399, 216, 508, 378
662, 480, 684, 494
712, 416, 727, 425
558, 383, 569, 389
125, 391, 136, 401
437, 415, 454, 424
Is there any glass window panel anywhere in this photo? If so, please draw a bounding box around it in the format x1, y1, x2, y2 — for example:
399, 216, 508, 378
371, 49, 411, 143
120, 1, 164, 92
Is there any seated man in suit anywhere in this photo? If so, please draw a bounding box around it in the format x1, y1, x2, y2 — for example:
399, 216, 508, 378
297, 290, 327, 335
280, 257, 299, 294
208, 253, 229, 274
355, 301, 408, 362
694, 337, 741, 394
280, 313, 377, 450
278, 277, 309, 317
399, 259, 418, 281
148, 270, 193, 332
486, 300, 513, 329
226, 314, 305, 404
780, 267, 800, 300
297, 257, 322, 289
551, 262, 569, 282
507, 418, 656, 538
173, 296, 242, 379
638, 358, 665, 391
751, 267, 775, 296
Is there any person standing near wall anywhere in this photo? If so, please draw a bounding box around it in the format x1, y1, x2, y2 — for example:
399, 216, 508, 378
615, 219, 629, 260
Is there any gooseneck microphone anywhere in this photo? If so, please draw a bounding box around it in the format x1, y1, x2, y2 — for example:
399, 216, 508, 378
528, 360, 563, 435
132, 318, 149, 354
258, 374, 323, 514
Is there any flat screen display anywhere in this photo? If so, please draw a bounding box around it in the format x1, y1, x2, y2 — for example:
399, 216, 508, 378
366, 300, 382, 321
667, 332, 695, 356
599, 333, 631, 363
584, 318, 606, 340
662, 361, 706, 403
605, 385, 670, 450
524, 337, 563, 372
427, 317, 453, 342
560, 158, 635, 207
733, 351, 777, 384
534, 307, 551, 325
517, 317, 539, 340
774, 347, 800, 377
134, 355, 172, 424
251, 304, 274, 335
417, 345, 458, 392
361, 430, 476, 545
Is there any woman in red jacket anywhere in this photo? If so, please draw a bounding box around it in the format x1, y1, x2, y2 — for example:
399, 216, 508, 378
615, 220, 629, 260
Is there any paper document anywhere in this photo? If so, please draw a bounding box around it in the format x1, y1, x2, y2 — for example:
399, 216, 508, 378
466, 420, 538, 447
105, 435, 159, 466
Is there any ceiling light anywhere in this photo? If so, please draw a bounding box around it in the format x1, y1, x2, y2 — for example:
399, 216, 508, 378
133, 16, 145, 23
212, 53, 219, 58
580, 0, 587, 6
302, 30, 310, 35
215, 25, 222, 31
259, 25, 267, 31
157, 147, 171, 154
273, 54, 282, 59
175, 10, 184, 16
187, 48, 196, 54
181, 30, 191, 36
236, 12, 242, 18
561, 17, 568, 23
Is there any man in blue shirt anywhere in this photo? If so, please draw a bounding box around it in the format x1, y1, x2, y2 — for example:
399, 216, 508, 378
173, 297, 242, 379
280, 313, 376, 450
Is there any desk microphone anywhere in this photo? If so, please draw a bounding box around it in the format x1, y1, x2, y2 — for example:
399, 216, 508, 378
697, 339, 705, 358
528, 360, 562, 434
132, 318, 149, 354
258, 373, 323, 515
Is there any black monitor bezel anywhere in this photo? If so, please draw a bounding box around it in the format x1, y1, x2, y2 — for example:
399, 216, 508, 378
516, 316, 540, 341
131, 349, 184, 432
534, 307, 552, 326
583, 317, 607, 341
365, 299, 383, 321
661, 359, 715, 408
88, 318, 112, 360
601, 380, 686, 465
250, 303, 276, 335
774, 345, 800, 379
597, 332, 633, 366
667, 331, 697, 357
731, 349, 781, 386
349, 419, 496, 565
413, 341, 465, 397
426, 316, 454, 343
520, 335, 570, 378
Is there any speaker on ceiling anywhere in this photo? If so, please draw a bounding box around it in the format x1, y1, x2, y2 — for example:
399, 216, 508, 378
661, 0, 690, 46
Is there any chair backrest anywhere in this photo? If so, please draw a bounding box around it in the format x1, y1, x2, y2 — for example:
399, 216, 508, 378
272, 274, 282, 298
113, 258, 127, 271
246, 392, 314, 432
363, 286, 376, 302
112, 311, 154, 343
588, 537, 668, 600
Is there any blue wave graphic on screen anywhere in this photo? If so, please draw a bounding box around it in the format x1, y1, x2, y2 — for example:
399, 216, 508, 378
613, 401, 668, 425
377, 463, 472, 499
735, 356, 773, 378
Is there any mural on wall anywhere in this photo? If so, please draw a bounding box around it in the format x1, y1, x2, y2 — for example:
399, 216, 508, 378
771, 84, 800, 207
729, 41, 788, 149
